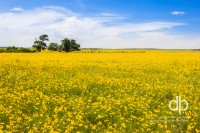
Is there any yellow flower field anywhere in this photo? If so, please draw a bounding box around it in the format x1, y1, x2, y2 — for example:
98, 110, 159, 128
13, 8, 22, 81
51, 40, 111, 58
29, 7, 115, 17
0, 51, 200, 132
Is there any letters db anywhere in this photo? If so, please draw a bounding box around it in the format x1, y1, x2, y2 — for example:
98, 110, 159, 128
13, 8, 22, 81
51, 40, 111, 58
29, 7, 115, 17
169, 96, 188, 115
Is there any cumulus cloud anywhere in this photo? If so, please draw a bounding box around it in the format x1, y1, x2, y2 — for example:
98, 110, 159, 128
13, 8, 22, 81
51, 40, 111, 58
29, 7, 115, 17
10, 7, 24, 12
171, 11, 185, 16
0, 6, 199, 49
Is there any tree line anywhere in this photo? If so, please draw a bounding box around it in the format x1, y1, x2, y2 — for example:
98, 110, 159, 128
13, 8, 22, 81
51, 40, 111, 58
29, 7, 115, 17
0, 46, 37, 53
0, 34, 81, 53
33, 34, 81, 52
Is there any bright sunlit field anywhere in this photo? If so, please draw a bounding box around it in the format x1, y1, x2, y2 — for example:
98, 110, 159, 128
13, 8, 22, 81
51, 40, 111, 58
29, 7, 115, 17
0, 50, 200, 132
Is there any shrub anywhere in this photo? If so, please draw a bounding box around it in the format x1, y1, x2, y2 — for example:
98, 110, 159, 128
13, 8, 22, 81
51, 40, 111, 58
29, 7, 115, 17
0, 49, 5, 53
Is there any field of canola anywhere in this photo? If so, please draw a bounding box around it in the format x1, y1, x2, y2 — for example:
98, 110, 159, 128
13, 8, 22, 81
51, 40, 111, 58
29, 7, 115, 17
0, 51, 200, 132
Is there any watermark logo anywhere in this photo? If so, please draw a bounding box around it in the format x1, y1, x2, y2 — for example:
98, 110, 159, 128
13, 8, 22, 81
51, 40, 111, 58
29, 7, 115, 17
169, 96, 188, 115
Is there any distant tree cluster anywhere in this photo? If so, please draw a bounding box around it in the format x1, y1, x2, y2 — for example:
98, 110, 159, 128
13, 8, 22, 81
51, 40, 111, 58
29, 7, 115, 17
0, 34, 81, 53
32, 34, 81, 52
193, 49, 200, 51
0, 46, 37, 53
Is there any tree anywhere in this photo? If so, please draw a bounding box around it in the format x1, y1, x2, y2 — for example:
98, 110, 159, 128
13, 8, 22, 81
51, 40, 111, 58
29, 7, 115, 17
39, 34, 49, 42
61, 38, 81, 52
32, 34, 49, 52
61, 38, 71, 52
71, 39, 80, 51
58, 44, 64, 52
6, 46, 17, 52
48, 42, 59, 51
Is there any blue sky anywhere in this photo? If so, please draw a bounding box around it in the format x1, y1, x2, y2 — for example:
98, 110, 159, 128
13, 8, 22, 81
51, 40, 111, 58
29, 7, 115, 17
0, 0, 200, 48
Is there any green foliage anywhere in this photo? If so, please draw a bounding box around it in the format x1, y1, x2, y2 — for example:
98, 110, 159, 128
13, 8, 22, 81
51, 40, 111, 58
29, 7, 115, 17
39, 34, 49, 42
0, 46, 37, 53
32, 34, 49, 52
70, 39, 80, 51
31, 34, 81, 52
58, 44, 64, 52
1, 34, 81, 53
61, 38, 80, 52
48, 43, 59, 51
6, 46, 18, 51
18, 48, 37, 53
61, 38, 71, 52
0, 49, 6, 53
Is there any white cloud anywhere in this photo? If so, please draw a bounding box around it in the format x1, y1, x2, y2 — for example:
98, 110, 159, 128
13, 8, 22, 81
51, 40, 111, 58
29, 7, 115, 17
0, 6, 199, 49
10, 7, 24, 12
99, 13, 118, 17
171, 11, 185, 16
